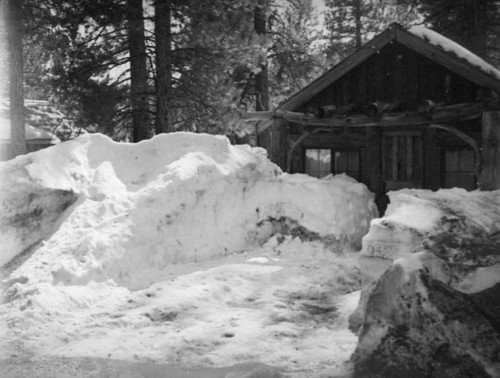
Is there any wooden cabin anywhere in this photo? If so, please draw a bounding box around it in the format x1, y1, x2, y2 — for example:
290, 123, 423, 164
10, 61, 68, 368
250, 23, 500, 211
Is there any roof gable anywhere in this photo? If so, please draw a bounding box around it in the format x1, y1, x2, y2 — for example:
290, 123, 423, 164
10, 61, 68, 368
279, 23, 500, 111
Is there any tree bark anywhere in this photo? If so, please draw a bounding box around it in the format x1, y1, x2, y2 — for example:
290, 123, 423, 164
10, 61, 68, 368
463, 0, 488, 58
254, 0, 269, 111
127, 0, 150, 142
154, 0, 172, 134
7, 0, 26, 158
353, 0, 362, 48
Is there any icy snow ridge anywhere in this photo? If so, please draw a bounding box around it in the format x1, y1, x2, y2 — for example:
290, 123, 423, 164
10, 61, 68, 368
1, 133, 377, 290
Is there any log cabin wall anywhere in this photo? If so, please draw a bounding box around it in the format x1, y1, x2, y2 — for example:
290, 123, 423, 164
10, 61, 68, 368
285, 41, 486, 206
258, 120, 288, 171
296, 42, 480, 113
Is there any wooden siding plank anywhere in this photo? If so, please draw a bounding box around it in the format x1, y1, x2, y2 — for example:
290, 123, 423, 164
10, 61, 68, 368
423, 127, 441, 190
404, 49, 418, 105
414, 135, 423, 186
357, 65, 367, 106
373, 52, 384, 101
398, 135, 408, 180
407, 135, 413, 179
392, 136, 398, 179
393, 48, 404, 103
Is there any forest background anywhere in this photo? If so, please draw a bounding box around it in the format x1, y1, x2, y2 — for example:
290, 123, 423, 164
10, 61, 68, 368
1, 0, 500, 156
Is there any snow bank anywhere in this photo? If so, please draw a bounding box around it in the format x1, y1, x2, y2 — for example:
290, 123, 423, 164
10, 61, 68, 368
350, 188, 500, 377
1, 132, 376, 290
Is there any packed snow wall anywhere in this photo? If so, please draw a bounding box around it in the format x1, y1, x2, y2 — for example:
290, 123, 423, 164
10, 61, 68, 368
0, 133, 377, 290
350, 189, 500, 377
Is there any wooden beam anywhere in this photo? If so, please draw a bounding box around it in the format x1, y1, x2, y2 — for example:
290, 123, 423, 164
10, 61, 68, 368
245, 99, 499, 130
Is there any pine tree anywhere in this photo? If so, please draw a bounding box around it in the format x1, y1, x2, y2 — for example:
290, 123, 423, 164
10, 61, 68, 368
127, 0, 151, 141
324, 0, 419, 63
6, 0, 26, 157
154, 0, 172, 134
267, 0, 325, 106
254, 0, 269, 111
416, 0, 500, 64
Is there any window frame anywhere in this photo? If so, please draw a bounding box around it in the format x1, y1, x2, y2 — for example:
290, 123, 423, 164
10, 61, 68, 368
303, 148, 360, 180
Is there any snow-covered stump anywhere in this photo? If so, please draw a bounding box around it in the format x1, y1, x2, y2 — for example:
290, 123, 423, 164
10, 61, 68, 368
349, 189, 500, 377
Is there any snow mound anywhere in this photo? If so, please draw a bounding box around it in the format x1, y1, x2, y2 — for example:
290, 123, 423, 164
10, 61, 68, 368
350, 188, 500, 377
1, 132, 377, 290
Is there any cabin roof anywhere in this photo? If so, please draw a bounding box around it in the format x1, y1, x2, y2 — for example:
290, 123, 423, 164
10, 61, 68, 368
278, 23, 500, 111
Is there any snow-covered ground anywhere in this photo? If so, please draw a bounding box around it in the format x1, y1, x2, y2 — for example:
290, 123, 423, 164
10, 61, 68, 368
0, 133, 378, 377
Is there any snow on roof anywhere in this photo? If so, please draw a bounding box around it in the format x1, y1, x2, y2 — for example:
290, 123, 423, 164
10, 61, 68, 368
409, 26, 500, 80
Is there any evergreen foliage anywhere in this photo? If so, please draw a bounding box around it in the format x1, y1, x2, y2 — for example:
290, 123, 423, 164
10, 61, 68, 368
323, 0, 420, 64
416, 0, 500, 65
4, 0, 497, 146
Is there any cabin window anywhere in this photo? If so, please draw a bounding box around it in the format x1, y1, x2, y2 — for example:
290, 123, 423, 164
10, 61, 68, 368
305, 149, 331, 178
333, 151, 360, 180
305, 149, 360, 180
444, 149, 476, 190
382, 133, 423, 190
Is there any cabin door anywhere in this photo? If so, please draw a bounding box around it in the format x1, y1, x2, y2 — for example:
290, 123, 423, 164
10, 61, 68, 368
382, 131, 423, 191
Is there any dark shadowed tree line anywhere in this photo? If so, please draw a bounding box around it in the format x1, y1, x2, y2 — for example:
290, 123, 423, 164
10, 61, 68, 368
2, 0, 499, 158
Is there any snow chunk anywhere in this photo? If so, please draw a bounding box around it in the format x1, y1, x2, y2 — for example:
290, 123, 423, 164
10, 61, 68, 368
409, 26, 500, 80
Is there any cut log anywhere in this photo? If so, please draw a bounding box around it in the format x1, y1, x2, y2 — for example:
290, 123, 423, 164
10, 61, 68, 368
365, 100, 401, 117
317, 103, 357, 118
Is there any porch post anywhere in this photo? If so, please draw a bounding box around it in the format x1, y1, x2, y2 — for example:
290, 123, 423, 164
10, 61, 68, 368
423, 127, 441, 190
479, 111, 500, 190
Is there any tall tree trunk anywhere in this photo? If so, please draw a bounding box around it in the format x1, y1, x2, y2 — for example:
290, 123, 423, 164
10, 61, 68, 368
463, 0, 488, 58
354, 0, 362, 48
127, 0, 150, 142
154, 0, 172, 134
7, 0, 26, 158
254, 0, 269, 111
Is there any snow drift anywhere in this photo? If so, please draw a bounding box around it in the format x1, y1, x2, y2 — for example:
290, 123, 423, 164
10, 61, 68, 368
0, 132, 377, 375
0, 132, 376, 291
350, 189, 500, 377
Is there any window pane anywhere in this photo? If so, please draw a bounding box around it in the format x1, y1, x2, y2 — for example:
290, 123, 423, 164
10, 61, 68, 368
334, 151, 360, 180
305, 149, 331, 178
445, 151, 459, 172
348, 151, 359, 172
459, 150, 475, 172
445, 149, 476, 190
